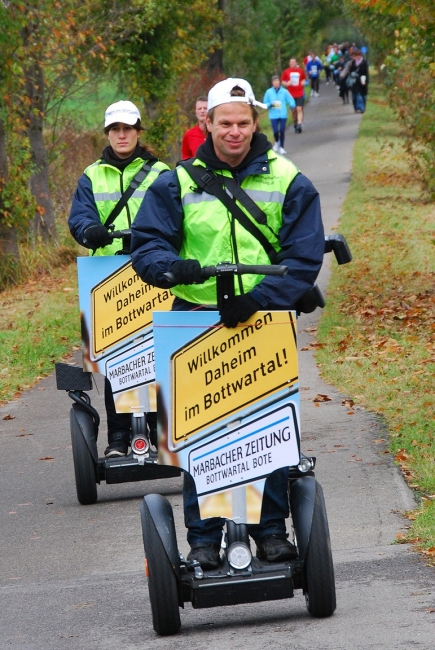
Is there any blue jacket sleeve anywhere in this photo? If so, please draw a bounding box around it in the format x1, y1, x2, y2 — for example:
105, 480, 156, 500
68, 174, 102, 245
130, 171, 185, 288
249, 173, 324, 310
263, 88, 272, 108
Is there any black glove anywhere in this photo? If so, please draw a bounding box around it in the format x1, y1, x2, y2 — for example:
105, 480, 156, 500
170, 259, 204, 285
83, 224, 112, 249
219, 294, 261, 328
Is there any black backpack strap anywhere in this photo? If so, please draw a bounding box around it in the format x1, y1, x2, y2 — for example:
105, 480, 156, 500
221, 176, 268, 226
103, 161, 153, 230
179, 161, 277, 264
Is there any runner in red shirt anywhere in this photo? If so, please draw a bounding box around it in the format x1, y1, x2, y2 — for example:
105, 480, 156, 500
181, 96, 208, 159
281, 58, 306, 133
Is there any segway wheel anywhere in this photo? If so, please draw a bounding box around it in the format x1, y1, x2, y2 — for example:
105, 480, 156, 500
70, 408, 98, 505
141, 499, 181, 636
303, 481, 336, 617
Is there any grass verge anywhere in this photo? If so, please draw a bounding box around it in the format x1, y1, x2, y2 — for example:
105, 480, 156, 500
316, 78, 435, 561
0, 260, 81, 406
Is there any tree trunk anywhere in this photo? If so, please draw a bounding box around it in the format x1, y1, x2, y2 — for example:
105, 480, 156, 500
25, 60, 57, 242
206, 0, 225, 74
0, 116, 19, 259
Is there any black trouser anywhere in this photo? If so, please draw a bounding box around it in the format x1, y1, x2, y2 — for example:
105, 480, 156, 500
310, 77, 319, 93
104, 377, 157, 445
104, 377, 131, 440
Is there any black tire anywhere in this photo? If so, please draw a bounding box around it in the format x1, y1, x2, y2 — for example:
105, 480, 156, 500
70, 408, 98, 505
141, 500, 181, 636
304, 481, 336, 617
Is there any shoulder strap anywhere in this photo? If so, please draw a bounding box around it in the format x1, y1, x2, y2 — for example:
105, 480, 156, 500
179, 161, 277, 263
221, 175, 268, 225
103, 161, 153, 230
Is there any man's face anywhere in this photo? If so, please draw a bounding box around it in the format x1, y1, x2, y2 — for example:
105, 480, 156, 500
289, 58, 297, 68
107, 123, 139, 159
195, 101, 208, 126
272, 78, 280, 89
206, 102, 257, 167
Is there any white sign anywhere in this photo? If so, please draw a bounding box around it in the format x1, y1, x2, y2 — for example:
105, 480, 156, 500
105, 336, 155, 394
188, 404, 299, 496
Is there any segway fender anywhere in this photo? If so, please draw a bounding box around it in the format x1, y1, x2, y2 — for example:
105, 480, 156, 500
141, 494, 181, 587
71, 404, 98, 464
290, 475, 316, 563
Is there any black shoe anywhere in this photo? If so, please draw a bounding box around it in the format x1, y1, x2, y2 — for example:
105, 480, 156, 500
256, 535, 298, 562
187, 544, 220, 569
297, 125, 302, 134
105, 431, 129, 458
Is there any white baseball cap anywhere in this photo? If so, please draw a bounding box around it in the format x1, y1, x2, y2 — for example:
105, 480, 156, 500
104, 100, 141, 128
207, 78, 267, 112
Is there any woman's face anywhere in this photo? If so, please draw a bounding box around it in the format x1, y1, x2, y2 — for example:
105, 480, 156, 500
107, 123, 139, 158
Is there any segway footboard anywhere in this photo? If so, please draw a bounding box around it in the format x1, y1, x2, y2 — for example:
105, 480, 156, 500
184, 564, 295, 609
102, 459, 181, 484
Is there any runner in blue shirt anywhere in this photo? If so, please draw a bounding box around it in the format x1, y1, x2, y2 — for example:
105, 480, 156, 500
263, 75, 296, 155
306, 54, 323, 97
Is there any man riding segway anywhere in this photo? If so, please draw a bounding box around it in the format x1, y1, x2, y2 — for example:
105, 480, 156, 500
130, 78, 325, 570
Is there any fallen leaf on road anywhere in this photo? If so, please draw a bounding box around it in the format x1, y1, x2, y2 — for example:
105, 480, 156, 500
39, 456, 55, 461
3, 414, 15, 420
396, 531, 406, 540
313, 393, 332, 402
342, 398, 354, 408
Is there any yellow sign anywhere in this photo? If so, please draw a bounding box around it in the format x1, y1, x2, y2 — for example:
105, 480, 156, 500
171, 311, 298, 441
91, 261, 174, 356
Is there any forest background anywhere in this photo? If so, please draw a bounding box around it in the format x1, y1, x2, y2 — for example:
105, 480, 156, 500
0, 0, 434, 278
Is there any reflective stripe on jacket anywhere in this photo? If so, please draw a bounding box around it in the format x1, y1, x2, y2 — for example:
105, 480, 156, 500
83, 157, 168, 256
172, 151, 299, 304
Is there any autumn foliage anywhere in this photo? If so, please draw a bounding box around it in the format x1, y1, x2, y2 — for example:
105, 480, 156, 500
343, 0, 435, 197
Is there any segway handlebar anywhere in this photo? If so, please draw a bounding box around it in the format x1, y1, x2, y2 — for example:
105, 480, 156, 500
107, 229, 131, 255
108, 228, 131, 240
163, 261, 288, 284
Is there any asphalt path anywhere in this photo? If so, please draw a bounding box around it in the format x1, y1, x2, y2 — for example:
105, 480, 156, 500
1, 82, 434, 649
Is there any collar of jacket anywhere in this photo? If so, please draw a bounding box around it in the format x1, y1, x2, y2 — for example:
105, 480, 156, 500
101, 144, 158, 171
